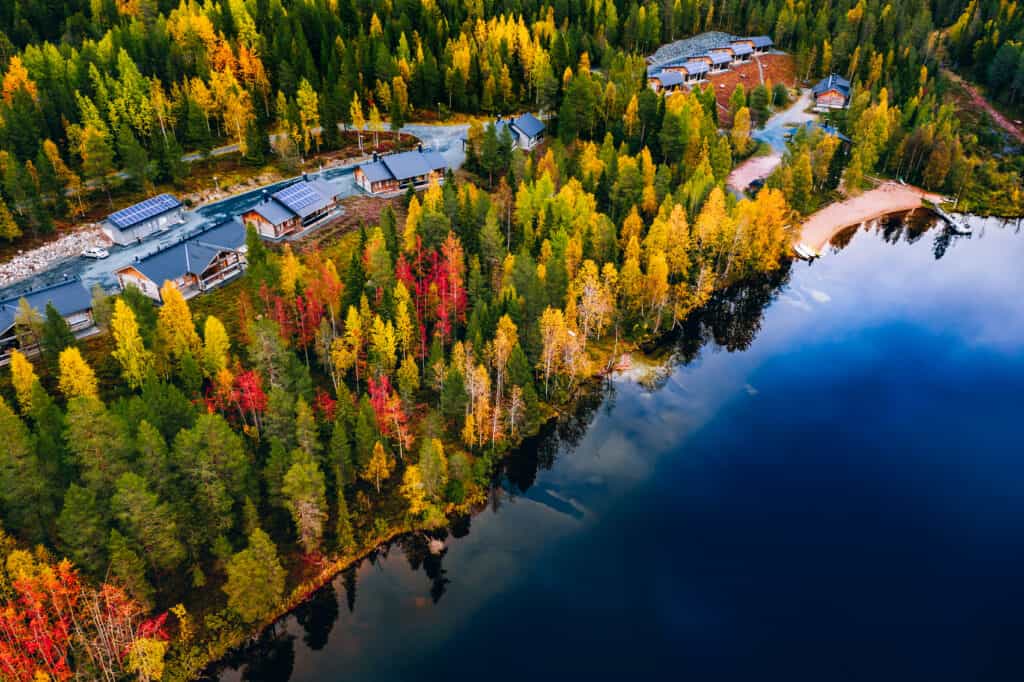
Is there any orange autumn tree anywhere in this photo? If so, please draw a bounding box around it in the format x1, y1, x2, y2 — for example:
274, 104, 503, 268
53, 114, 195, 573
0, 548, 169, 682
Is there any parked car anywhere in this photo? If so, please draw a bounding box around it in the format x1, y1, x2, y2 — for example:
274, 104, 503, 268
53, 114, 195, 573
81, 246, 110, 259
747, 178, 765, 195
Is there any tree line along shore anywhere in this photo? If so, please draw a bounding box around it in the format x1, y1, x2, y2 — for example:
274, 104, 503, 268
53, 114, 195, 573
1, 0, 1023, 679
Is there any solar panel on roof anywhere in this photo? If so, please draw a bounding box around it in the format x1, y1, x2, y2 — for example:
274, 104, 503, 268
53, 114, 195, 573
107, 194, 181, 230
274, 183, 322, 212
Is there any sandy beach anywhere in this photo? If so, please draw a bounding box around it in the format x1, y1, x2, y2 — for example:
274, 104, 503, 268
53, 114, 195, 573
798, 181, 946, 252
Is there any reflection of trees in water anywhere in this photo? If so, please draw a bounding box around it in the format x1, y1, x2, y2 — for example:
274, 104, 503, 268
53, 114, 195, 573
210, 264, 797, 679
501, 267, 790, 498
341, 566, 357, 613
831, 210, 944, 254
933, 227, 952, 260
674, 265, 791, 357
450, 513, 471, 538
499, 376, 608, 497
229, 624, 296, 682
398, 532, 451, 604
293, 584, 339, 651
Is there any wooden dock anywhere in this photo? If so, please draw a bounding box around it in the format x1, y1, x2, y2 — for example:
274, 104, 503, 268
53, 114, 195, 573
925, 200, 971, 234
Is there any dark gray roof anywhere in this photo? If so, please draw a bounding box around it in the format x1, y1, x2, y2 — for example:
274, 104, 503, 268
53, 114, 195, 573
709, 52, 732, 64
126, 218, 246, 286
358, 150, 447, 184
0, 280, 92, 334
729, 42, 753, 55
749, 36, 774, 48
193, 218, 246, 249
381, 151, 431, 181
422, 151, 448, 172
650, 70, 685, 87
512, 113, 545, 138
272, 180, 334, 219
683, 60, 709, 75
106, 194, 181, 230
248, 200, 295, 226
359, 161, 394, 183
813, 73, 851, 97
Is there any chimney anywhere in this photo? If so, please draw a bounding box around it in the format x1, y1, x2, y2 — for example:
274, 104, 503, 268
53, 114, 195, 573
373, 151, 379, 162
261, 190, 269, 204
302, 172, 308, 182
417, 143, 423, 153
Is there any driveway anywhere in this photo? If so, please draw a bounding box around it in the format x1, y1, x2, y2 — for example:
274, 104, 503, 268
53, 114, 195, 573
752, 88, 815, 153
727, 89, 816, 194
0, 122, 470, 298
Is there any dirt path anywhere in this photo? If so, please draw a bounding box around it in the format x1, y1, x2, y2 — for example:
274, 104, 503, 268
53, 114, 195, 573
727, 152, 782, 192
943, 69, 1024, 145
726, 89, 815, 192
798, 181, 945, 252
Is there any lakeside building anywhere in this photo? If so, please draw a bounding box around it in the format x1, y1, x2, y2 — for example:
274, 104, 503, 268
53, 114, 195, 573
102, 194, 185, 246
354, 148, 449, 196
241, 176, 343, 240
812, 73, 852, 109
0, 279, 95, 364
115, 218, 247, 302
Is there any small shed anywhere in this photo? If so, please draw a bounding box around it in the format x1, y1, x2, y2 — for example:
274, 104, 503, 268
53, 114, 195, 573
509, 113, 546, 150
102, 194, 184, 245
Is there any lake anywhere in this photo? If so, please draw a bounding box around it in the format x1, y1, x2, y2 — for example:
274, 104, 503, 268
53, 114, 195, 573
215, 213, 1024, 682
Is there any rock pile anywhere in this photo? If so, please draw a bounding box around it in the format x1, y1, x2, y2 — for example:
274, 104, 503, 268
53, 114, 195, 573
647, 31, 736, 67
0, 226, 111, 288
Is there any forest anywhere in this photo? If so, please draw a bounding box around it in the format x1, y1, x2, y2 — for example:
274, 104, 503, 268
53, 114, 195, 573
0, 0, 1020, 247
0, 0, 1022, 679
1, 84, 796, 677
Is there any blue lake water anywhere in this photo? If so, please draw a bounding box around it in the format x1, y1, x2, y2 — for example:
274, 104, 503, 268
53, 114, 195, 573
217, 214, 1024, 681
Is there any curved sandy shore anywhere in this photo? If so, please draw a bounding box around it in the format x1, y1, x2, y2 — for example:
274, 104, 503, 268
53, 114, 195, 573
798, 182, 946, 252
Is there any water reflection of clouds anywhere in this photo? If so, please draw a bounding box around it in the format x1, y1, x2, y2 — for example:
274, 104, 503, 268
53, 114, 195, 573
230, 215, 1024, 682
811, 218, 1024, 355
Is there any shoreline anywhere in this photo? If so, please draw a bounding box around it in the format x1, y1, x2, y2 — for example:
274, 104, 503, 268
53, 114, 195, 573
797, 181, 946, 252
174, 342, 637, 682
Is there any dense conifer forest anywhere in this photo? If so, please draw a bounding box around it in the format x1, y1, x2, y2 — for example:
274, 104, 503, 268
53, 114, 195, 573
0, 0, 1022, 679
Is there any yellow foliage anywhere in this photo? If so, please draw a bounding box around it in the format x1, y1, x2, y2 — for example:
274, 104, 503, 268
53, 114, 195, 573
279, 245, 303, 299
2, 56, 37, 104
400, 465, 429, 516
58, 347, 98, 400
202, 315, 231, 377
158, 282, 201, 362
111, 299, 153, 390
127, 638, 168, 682
9, 349, 38, 414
